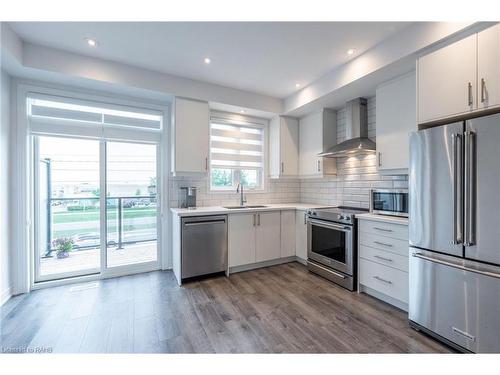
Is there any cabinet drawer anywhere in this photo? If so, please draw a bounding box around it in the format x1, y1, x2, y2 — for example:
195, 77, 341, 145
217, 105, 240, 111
359, 258, 408, 304
359, 245, 409, 272
359, 220, 408, 240
359, 232, 408, 257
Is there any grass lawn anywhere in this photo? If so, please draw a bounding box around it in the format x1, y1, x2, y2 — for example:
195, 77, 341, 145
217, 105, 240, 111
53, 206, 157, 224
53, 223, 156, 239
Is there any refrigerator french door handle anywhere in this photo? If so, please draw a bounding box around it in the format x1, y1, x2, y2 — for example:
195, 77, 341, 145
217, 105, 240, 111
464, 130, 476, 247
452, 133, 463, 245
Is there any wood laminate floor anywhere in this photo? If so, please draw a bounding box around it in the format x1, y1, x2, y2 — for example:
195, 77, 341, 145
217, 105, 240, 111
1, 262, 451, 353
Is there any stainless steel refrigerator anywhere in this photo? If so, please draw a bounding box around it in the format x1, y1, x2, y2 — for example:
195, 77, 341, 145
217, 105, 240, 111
409, 113, 500, 353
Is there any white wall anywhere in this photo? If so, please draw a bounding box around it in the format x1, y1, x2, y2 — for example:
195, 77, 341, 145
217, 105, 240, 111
0, 70, 12, 304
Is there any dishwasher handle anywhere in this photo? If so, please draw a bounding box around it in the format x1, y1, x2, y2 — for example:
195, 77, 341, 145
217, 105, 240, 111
183, 215, 227, 226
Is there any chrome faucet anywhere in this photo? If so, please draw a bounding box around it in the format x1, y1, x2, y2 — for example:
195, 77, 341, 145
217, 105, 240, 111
236, 183, 246, 206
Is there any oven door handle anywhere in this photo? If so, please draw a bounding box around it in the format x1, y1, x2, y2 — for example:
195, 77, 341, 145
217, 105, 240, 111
307, 218, 351, 231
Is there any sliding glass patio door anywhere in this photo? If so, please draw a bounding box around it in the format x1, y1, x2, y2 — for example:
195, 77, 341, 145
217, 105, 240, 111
105, 141, 158, 269
35, 136, 102, 281
34, 136, 159, 282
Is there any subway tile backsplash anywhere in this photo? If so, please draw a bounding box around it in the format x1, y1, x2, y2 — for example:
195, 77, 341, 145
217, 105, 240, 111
169, 96, 408, 209
170, 178, 301, 208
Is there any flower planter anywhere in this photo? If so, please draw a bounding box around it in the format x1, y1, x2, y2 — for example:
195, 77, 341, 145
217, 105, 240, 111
57, 251, 70, 259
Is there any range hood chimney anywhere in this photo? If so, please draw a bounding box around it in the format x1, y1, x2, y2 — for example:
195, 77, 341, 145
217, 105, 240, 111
318, 97, 376, 158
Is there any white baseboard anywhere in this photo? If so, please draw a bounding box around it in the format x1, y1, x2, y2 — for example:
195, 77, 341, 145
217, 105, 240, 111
229, 256, 296, 274
359, 284, 408, 312
295, 256, 307, 265
1, 286, 12, 306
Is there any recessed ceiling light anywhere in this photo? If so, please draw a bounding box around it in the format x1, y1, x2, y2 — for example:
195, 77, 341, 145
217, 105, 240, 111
347, 48, 357, 56
204, 57, 211, 64
85, 38, 97, 47
295, 83, 301, 88
240, 110, 245, 113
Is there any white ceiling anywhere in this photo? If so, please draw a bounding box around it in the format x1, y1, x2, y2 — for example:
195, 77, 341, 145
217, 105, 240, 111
9, 22, 412, 98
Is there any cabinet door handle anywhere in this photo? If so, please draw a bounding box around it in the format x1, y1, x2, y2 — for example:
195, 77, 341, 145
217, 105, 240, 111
304, 212, 307, 225
373, 226, 393, 233
253, 214, 256, 226
481, 78, 486, 103
281, 162, 284, 174
257, 213, 261, 226
378, 152, 382, 167
317, 160, 321, 172
205, 157, 208, 171
468, 82, 473, 106
373, 240, 393, 248
374, 255, 393, 262
373, 276, 392, 284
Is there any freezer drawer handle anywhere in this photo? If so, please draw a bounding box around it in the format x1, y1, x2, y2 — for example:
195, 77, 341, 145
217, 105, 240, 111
411, 252, 500, 279
452, 327, 476, 342
373, 276, 392, 284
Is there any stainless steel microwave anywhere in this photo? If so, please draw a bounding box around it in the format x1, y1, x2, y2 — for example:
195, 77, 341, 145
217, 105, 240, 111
370, 189, 408, 217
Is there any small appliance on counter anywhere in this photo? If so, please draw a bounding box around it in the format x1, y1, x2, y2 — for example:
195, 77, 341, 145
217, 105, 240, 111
180, 187, 197, 209
306, 206, 368, 291
370, 189, 408, 217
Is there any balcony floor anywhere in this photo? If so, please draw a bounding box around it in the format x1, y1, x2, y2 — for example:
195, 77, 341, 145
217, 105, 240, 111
40, 242, 157, 277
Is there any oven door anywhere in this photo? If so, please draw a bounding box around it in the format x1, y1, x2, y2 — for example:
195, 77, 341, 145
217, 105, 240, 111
307, 218, 353, 275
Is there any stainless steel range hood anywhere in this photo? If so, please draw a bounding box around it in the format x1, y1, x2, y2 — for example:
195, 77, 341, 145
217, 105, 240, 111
318, 97, 376, 158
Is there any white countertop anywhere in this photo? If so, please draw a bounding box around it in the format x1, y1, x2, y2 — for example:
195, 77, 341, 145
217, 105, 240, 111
355, 212, 408, 225
171, 203, 332, 217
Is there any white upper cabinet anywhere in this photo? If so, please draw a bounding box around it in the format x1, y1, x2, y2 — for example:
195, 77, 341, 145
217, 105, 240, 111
171, 97, 210, 175
269, 116, 299, 178
298, 109, 337, 178
418, 34, 477, 124
478, 24, 500, 110
376, 72, 416, 173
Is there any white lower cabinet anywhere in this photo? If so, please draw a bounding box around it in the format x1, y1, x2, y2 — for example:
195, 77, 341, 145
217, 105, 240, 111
228, 210, 282, 268
256, 212, 281, 262
358, 218, 409, 310
295, 210, 308, 261
280, 210, 296, 258
359, 258, 409, 304
228, 213, 256, 267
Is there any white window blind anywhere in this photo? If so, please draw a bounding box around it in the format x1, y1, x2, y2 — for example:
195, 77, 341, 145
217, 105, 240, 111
27, 93, 163, 141
210, 115, 265, 190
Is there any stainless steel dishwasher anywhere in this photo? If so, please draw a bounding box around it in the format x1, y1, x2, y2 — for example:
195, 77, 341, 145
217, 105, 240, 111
181, 215, 228, 279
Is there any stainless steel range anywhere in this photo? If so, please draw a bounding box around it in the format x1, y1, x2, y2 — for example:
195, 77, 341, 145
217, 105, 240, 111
306, 206, 368, 290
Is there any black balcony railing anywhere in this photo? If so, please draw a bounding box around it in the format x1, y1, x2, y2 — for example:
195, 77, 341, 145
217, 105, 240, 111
44, 195, 157, 257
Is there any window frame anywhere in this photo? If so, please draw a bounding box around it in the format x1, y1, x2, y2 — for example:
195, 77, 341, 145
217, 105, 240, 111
209, 111, 268, 193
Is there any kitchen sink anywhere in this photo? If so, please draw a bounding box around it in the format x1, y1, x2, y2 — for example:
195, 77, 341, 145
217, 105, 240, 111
223, 205, 268, 209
